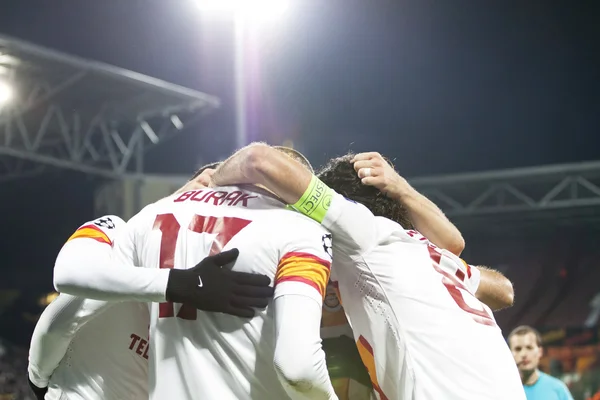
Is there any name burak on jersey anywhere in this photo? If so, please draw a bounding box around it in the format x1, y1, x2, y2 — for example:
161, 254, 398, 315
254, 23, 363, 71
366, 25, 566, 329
174, 189, 258, 207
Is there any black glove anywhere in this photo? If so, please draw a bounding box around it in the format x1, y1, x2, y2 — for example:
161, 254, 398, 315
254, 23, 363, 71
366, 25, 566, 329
166, 248, 274, 318
28, 376, 48, 400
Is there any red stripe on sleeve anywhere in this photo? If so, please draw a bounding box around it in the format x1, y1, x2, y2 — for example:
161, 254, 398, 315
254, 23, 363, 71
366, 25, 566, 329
276, 276, 322, 295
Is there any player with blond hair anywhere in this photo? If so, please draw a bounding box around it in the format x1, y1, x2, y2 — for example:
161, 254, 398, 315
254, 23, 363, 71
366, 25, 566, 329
107, 147, 337, 399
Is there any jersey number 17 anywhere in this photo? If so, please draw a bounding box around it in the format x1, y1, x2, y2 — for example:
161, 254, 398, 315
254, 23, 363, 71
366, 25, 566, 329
153, 213, 252, 321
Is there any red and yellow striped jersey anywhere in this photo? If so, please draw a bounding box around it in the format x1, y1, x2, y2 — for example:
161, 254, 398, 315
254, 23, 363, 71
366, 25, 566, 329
66, 216, 123, 247
276, 251, 331, 299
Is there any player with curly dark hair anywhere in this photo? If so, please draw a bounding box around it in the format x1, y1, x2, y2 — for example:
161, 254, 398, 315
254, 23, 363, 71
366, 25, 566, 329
316, 154, 414, 231
210, 142, 523, 400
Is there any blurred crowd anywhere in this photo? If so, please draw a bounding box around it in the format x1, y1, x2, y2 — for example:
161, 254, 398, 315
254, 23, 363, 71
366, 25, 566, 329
0, 341, 33, 400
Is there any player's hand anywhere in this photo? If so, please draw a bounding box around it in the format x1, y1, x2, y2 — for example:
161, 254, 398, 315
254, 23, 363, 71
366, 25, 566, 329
196, 168, 216, 187
352, 152, 407, 199
166, 249, 274, 318
174, 168, 216, 194
28, 376, 48, 400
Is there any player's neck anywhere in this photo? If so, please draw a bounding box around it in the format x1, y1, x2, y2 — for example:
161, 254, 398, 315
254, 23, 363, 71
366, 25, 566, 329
521, 368, 540, 386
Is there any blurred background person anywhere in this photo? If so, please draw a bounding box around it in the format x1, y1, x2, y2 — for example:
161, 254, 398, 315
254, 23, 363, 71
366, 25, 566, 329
509, 326, 574, 400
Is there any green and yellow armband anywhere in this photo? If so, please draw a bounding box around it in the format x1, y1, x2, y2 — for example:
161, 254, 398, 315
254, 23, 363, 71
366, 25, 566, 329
291, 175, 334, 223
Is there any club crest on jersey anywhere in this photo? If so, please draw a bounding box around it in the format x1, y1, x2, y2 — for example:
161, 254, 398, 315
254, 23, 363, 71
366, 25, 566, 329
94, 217, 115, 230
322, 233, 333, 259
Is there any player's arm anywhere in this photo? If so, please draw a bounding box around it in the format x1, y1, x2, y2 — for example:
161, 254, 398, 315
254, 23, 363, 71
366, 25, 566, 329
28, 294, 113, 393
352, 152, 465, 256
439, 251, 513, 311
459, 260, 514, 311
53, 215, 170, 302
56, 213, 273, 315
272, 223, 337, 399
473, 266, 514, 310
212, 142, 378, 254
212, 142, 313, 206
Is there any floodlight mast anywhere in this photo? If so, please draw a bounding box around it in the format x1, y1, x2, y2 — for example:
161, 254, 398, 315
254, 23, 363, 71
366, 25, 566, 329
194, 0, 291, 148
194, 0, 289, 22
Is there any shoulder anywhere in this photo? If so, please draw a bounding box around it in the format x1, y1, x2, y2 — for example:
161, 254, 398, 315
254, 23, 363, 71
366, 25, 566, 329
68, 215, 126, 246
128, 201, 162, 227
80, 215, 126, 230
551, 376, 570, 392
272, 210, 332, 257
540, 372, 570, 390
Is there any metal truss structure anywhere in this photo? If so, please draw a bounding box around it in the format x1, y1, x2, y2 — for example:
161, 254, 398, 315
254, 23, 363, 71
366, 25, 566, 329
1, 35, 584, 230
113, 157, 600, 232
410, 160, 600, 231
133, 158, 600, 231
0, 35, 220, 182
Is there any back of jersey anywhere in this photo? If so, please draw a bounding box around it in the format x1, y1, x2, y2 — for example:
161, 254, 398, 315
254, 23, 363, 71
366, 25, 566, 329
43, 217, 149, 400
322, 193, 524, 400
127, 186, 332, 400
363, 222, 523, 400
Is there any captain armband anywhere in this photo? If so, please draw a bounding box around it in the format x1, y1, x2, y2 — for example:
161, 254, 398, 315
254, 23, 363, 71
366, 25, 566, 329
291, 175, 334, 224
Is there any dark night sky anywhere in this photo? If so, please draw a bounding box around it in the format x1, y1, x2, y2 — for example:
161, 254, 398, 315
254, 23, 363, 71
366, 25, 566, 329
2, 0, 599, 174
1, 0, 600, 342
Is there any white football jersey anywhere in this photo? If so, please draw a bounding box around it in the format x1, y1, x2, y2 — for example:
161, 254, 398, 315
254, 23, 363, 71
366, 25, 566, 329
44, 216, 149, 400
322, 193, 525, 400
115, 186, 333, 400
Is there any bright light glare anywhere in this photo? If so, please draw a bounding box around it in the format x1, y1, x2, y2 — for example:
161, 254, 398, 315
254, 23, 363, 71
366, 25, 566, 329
0, 81, 13, 104
195, 0, 289, 22
0, 53, 20, 66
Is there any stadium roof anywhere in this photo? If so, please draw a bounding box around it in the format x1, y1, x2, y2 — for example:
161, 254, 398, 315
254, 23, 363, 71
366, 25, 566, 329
0, 34, 220, 181
411, 159, 600, 233
106, 156, 600, 234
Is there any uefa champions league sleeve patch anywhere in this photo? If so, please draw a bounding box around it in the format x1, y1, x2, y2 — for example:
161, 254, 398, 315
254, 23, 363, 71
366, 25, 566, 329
93, 217, 116, 230
322, 233, 333, 259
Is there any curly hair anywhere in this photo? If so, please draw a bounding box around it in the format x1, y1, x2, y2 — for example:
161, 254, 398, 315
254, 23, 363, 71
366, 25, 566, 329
317, 154, 413, 229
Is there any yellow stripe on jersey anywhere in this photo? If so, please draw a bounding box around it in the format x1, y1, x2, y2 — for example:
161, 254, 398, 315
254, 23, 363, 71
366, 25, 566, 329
276, 251, 331, 298
356, 336, 388, 400
66, 224, 112, 246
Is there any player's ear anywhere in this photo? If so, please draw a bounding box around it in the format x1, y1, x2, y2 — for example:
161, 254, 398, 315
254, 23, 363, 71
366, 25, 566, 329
538, 346, 544, 358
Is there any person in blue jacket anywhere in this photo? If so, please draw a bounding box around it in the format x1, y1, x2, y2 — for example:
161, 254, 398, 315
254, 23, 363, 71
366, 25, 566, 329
509, 325, 574, 400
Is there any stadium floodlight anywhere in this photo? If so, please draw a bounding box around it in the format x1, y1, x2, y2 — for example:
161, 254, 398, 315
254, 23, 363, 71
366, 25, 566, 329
193, 0, 292, 148
194, 0, 290, 22
0, 80, 13, 104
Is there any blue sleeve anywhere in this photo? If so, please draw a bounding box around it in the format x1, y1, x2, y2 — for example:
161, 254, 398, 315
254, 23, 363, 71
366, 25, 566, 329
557, 381, 574, 400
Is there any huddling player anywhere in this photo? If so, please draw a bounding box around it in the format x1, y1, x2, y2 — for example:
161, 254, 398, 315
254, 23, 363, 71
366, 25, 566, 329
210, 143, 525, 399
27, 165, 274, 400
